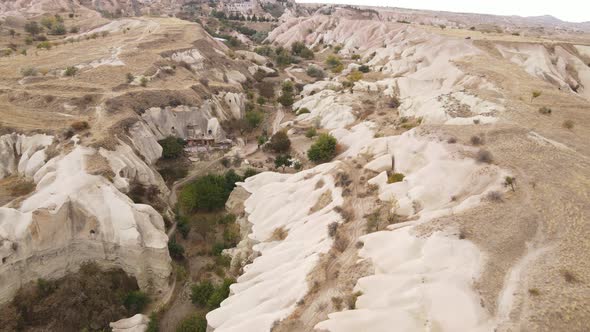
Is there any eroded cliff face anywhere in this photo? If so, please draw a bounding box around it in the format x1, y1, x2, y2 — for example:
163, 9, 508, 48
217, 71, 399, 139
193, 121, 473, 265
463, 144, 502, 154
0, 134, 171, 304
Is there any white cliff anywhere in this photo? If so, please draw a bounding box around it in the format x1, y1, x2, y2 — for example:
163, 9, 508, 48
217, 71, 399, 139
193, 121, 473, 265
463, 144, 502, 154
0, 133, 172, 304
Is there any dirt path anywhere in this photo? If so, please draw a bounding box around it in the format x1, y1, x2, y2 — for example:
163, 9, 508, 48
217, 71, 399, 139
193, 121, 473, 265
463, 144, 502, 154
272, 107, 285, 134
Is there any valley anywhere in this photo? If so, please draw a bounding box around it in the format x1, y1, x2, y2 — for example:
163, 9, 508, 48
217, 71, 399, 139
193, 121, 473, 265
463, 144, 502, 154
0, 1, 589, 332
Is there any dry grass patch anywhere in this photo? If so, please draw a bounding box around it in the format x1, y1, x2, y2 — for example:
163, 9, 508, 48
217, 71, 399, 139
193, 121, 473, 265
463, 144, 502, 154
84, 153, 115, 182
309, 190, 333, 213
269, 226, 288, 241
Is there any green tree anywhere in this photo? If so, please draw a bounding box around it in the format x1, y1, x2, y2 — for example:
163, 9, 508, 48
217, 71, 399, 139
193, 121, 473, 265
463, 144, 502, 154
206, 278, 235, 309
191, 281, 215, 306
147, 313, 159, 332
245, 111, 263, 130
274, 154, 292, 171
25, 21, 43, 35
277, 80, 295, 107
177, 215, 191, 239
268, 131, 291, 153
179, 172, 242, 213
308, 133, 337, 163
124, 291, 150, 313
158, 136, 185, 159
176, 314, 207, 332
168, 239, 185, 259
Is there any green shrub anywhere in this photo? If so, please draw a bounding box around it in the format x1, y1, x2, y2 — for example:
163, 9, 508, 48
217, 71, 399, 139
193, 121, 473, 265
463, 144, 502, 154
243, 168, 258, 179
177, 216, 191, 239
274, 154, 292, 171
168, 239, 185, 259
538, 106, 552, 115
37, 41, 52, 49
351, 54, 361, 60
24, 21, 43, 35
256, 96, 266, 105
387, 173, 405, 183
308, 133, 337, 163
64, 66, 78, 76
347, 70, 363, 82
51, 24, 66, 35
325, 55, 342, 68
358, 65, 370, 73
206, 278, 235, 309
124, 291, 150, 313
217, 213, 237, 225
147, 313, 159, 332
274, 46, 296, 66
211, 242, 226, 256
191, 281, 215, 306
305, 127, 317, 138
179, 172, 242, 212
37, 278, 57, 297
297, 107, 310, 115
268, 131, 291, 153
245, 110, 263, 130
254, 45, 274, 57
140, 77, 148, 87
126, 73, 134, 83
277, 80, 295, 107
21, 67, 38, 77
158, 136, 185, 159
306, 65, 325, 79
175, 314, 207, 332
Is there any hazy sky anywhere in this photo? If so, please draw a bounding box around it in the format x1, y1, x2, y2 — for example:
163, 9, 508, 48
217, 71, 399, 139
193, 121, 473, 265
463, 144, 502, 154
295, 0, 590, 23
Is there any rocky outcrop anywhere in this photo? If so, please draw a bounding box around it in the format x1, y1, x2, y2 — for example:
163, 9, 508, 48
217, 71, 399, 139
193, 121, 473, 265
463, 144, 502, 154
110, 314, 150, 332
140, 94, 244, 141
0, 137, 172, 304
0, 133, 53, 180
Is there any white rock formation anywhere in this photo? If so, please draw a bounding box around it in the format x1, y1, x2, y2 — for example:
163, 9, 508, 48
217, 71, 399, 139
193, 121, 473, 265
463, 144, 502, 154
207, 164, 344, 332
100, 141, 169, 196
128, 121, 163, 165
110, 314, 150, 332
271, 18, 506, 125
0, 133, 53, 179
141, 93, 244, 142
293, 88, 356, 130
497, 43, 590, 100
0, 140, 172, 304
315, 229, 495, 332
170, 48, 206, 70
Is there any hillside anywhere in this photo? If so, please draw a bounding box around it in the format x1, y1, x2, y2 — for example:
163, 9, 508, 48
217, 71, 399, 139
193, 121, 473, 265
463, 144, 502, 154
0, 2, 589, 332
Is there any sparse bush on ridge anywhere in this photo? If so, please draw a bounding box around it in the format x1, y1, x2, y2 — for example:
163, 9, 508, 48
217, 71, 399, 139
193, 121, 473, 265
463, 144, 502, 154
306, 65, 325, 79
70, 121, 89, 131
562, 120, 574, 129
486, 191, 503, 202
64, 66, 78, 77
470, 135, 483, 146
476, 149, 493, 164
21, 67, 38, 77
538, 106, 552, 115
387, 173, 405, 184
